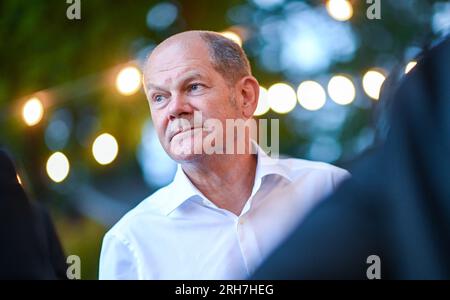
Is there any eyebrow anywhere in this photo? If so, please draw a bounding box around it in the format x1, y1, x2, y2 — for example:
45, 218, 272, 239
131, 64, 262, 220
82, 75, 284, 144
145, 72, 206, 92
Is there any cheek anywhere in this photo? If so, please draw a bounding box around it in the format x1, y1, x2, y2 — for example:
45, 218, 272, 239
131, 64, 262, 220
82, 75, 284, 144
201, 95, 233, 117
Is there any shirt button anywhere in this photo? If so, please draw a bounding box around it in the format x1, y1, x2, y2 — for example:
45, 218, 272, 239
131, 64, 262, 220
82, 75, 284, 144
239, 220, 244, 225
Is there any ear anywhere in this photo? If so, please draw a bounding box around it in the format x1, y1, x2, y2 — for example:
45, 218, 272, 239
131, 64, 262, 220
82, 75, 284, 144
236, 76, 260, 119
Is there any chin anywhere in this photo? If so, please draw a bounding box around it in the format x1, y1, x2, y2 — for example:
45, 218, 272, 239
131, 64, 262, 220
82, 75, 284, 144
170, 153, 203, 164
168, 136, 205, 163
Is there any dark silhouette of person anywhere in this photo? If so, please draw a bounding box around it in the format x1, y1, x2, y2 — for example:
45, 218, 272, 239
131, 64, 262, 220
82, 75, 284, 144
253, 36, 450, 279
0, 149, 67, 279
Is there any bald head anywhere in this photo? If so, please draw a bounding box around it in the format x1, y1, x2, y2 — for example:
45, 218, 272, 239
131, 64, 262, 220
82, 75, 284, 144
146, 30, 251, 86
149, 31, 205, 57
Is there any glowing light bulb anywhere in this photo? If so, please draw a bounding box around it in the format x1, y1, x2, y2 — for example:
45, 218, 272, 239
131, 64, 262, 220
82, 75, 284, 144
46, 152, 70, 183
92, 133, 119, 165
362, 69, 386, 100
22, 97, 44, 126
327, 75, 356, 105
116, 66, 142, 96
297, 81, 327, 111
326, 0, 353, 22
267, 83, 297, 114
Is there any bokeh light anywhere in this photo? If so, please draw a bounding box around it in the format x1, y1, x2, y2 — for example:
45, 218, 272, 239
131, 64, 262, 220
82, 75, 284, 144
46, 152, 70, 183
45, 109, 73, 151
92, 133, 119, 165
405, 61, 417, 74
297, 80, 327, 111
16, 174, 22, 185
252, 0, 285, 10
326, 0, 353, 22
220, 31, 243, 47
146, 2, 178, 30
254, 86, 270, 116
271, 3, 358, 75
362, 69, 386, 100
22, 97, 44, 126
327, 75, 356, 105
138, 121, 177, 187
267, 83, 297, 114
116, 66, 142, 96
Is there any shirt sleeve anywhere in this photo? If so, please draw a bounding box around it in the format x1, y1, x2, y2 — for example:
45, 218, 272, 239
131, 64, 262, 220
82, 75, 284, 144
331, 168, 351, 189
99, 233, 140, 280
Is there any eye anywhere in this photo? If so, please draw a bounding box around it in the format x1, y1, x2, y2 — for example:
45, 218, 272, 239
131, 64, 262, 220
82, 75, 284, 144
153, 94, 165, 103
188, 83, 204, 92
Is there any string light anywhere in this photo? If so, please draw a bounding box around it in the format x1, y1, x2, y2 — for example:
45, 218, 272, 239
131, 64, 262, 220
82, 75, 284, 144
220, 31, 242, 47
16, 174, 22, 185
22, 97, 44, 126
326, 0, 353, 22
327, 75, 356, 105
405, 61, 417, 74
267, 83, 297, 114
362, 69, 386, 100
297, 81, 327, 111
46, 152, 70, 183
92, 133, 119, 165
116, 66, 142, 96
254, 86, 270, 116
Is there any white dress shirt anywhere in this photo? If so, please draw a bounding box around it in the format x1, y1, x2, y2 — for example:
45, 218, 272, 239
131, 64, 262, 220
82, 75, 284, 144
99, 146, 350, 279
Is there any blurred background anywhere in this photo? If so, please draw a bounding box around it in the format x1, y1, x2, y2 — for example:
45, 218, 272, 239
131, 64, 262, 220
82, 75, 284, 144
0, 0, 449, 279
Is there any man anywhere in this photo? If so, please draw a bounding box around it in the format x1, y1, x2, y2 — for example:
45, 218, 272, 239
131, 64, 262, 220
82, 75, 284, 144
99, 30, 349, 279
253, 37, 450, 279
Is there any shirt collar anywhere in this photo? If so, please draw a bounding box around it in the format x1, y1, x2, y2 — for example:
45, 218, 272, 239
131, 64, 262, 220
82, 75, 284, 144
160, 141, 293, 216
160, 164, 203, 216
253, 141, 293, 184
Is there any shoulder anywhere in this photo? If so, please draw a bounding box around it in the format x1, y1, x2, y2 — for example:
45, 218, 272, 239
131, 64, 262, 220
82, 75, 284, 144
282, 157, 348, 173
279, 157, 350, 186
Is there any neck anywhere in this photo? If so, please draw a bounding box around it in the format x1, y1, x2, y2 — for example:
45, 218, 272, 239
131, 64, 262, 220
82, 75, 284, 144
181, 152, 257, 216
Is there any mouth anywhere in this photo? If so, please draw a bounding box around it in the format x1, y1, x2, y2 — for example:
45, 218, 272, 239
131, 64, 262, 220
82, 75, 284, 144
169, 126, 203, 142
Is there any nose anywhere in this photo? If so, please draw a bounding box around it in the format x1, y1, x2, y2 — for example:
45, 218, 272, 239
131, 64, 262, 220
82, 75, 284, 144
167, 93, 193, 121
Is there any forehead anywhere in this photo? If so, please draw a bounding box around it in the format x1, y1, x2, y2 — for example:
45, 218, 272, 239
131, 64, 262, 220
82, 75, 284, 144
143, 41, 218, 87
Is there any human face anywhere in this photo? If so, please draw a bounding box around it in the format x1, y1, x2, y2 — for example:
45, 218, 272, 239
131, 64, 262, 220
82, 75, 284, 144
143, 40, 242, 162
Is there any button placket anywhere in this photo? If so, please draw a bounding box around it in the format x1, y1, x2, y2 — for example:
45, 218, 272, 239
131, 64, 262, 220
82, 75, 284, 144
235, 216, 262, 276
